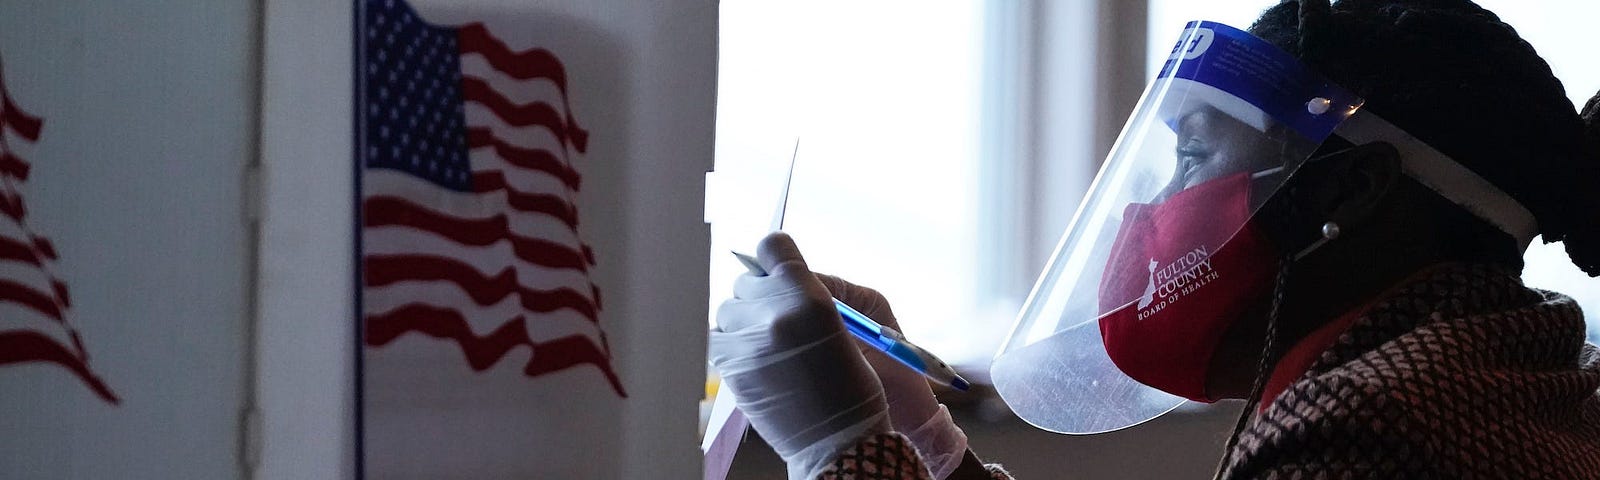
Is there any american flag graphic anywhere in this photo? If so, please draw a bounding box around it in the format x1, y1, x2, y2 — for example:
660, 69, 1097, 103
0, 58, 117, 404
358, 0, 624, 396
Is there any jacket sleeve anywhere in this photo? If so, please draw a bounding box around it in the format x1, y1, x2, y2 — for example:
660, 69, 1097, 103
817, 432, 1015, 480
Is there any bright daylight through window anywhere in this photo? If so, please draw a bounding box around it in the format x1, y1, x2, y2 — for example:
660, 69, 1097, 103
711, 1, 998, 367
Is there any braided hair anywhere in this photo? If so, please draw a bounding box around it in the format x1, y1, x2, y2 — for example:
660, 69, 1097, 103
1252, 0, 1600, 276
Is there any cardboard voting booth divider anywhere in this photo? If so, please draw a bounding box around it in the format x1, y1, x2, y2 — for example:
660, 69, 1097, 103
1, 0, 714, 478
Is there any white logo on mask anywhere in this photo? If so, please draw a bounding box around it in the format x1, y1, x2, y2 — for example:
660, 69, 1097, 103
1136, 246, 1221, 321
1137, 258, 1159, 309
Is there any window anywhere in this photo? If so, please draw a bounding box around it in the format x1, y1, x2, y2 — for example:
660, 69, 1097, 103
711, 0, 1008, 367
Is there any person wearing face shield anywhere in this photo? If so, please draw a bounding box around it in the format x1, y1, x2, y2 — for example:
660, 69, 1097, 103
709, 1, 1600, 478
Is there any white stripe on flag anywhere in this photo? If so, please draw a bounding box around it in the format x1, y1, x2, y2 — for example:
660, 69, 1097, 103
0, 254, 59, 298
362, 228, 592, 290
366, 150, 572, 202
2, 127, 36, 156
461, 104, 565, 152
363, 169, 582, 243
364, 284, 602, 344
458, 55, 566, 107
0, 212, 43, 248
0, 303, 73, 347
465, 150, 575, 198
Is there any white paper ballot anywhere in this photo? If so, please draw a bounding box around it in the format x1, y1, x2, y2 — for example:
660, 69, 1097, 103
702, 139, 799, 480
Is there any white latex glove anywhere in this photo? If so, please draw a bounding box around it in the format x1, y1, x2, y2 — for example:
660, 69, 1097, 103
709, 233, 890, 479
816, 274, 971, 479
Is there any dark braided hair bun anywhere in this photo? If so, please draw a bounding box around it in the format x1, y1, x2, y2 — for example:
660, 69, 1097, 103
1572, 93, 1600, 275
1250, 0, 1600, 276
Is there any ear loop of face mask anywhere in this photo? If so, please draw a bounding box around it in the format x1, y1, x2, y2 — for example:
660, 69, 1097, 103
1211, 142, 1357, 478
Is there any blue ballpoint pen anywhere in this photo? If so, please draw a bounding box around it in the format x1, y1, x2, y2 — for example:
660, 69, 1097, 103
731, 251, 971, 391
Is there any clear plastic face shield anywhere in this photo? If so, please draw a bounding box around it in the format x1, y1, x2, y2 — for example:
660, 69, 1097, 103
989, 22, 1366, 434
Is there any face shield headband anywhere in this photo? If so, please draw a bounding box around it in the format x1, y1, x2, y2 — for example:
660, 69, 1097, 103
989, 21, 1536, 435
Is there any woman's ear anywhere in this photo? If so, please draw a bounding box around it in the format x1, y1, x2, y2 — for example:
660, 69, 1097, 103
1299, 141, 1402, 228
1331, 142, 1403, 226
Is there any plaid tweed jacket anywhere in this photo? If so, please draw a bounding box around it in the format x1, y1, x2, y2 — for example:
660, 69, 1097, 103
820, 264, 1600, 479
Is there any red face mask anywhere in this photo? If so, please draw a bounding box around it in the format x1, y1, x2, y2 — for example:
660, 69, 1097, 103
1097, 172, 1279, 402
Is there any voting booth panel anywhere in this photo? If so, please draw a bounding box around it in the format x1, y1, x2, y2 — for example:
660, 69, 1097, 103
0, 1, 257, 478
2, 0, 716, 478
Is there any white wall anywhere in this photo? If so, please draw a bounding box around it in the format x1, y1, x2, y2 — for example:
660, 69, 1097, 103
0, 0, 258, 478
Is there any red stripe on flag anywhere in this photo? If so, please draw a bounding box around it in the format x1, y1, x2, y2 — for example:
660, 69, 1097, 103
364, 254, 599, 321
53, 280, 69, 308
0, 236, 43, 266
0, 152, 31, 181
455, 24, 569, 85
460, 77, 582, 152
0, 191, 24, 222
465, 128, 581, 191
0, 330, 119, 403
364, 304, 625, 396
0, 236, 61, 265
523, 334, 617, 382
471, 171, 578, 228
0, 278, 63, 320
1, 96, 44, 142
456, 24, 588, 153
32, 236, 57, 260
363, 196, 589, 271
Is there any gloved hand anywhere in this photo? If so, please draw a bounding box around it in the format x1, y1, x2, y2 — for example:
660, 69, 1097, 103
816, 274, 971, 479
709, 232, 890, 479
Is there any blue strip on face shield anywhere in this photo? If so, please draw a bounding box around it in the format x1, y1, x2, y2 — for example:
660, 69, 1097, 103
989, 21, 1537, 435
